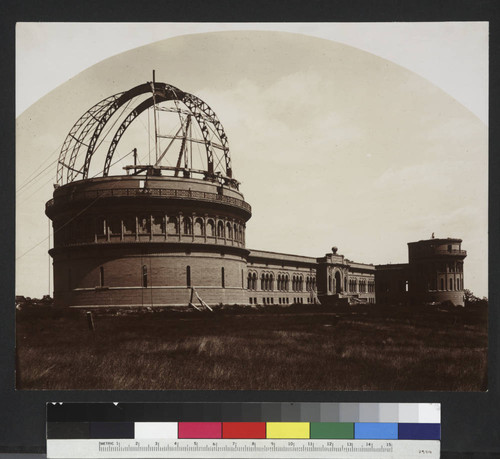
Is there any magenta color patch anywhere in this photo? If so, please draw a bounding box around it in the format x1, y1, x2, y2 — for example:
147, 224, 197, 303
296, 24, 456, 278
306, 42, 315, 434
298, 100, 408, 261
178, 422, 222, 439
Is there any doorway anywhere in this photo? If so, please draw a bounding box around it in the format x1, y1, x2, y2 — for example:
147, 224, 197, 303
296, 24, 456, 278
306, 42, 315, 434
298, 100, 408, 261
335, 271, 342, 294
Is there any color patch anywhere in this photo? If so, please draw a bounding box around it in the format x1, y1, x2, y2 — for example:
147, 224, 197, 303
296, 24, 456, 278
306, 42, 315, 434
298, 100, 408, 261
178, 422, 221, 439
319, 403, 339, 422
358, 404, 379, 422
418, 403, 441, 423
339, 404, 359, 422
89, 422, 134, 439
310, 422, 354, 439
222, 422, 266, 439
300, 403, 321, 422
134, 422, 178, 439
47, 422, 90, 439
399, 403, 420, 423
266, 422, 310, 439
378, 403, 400, 422
354, 423, 398, 439
398, 423, 441, 440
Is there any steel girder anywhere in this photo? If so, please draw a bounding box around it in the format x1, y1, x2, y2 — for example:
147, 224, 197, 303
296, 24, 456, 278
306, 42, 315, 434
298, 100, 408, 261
57, 94, 122, 185
102, 94, 171, 176
58, 82, 233, 185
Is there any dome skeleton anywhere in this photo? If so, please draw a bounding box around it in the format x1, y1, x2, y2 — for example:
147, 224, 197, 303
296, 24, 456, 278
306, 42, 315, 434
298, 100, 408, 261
56, 77, 237, 189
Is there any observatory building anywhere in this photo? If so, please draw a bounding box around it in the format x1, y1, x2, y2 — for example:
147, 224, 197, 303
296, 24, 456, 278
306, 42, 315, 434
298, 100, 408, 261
376, 237, 467, 306
45, 81, 466, 308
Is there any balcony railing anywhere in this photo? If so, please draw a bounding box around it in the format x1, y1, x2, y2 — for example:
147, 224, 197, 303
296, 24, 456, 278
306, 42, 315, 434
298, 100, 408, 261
46, 187, 252, 213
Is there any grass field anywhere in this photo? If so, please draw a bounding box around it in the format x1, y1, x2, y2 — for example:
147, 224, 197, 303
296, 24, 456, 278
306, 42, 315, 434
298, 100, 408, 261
16, 304, 487, 391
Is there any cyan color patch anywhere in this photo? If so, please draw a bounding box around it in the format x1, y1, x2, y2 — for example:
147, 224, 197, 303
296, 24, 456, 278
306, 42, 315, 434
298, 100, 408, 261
354, 423, 398, 439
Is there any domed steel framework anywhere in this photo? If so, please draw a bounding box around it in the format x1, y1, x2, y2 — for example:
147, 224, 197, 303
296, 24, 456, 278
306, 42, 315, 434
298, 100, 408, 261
47, 79, 251, 309
56, 81, 237, 188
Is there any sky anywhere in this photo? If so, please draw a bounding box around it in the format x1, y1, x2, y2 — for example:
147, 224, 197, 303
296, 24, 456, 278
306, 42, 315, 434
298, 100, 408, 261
15, 23, 488, 298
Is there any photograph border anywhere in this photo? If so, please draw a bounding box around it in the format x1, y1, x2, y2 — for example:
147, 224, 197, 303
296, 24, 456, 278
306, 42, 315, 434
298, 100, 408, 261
2, 0, 500, 456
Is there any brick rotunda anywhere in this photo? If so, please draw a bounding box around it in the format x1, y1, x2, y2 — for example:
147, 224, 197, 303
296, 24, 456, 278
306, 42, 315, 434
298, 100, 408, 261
46, 80, 252, 307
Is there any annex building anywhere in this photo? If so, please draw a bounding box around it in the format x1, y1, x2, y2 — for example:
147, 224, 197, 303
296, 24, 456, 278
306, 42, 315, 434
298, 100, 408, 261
46, 81, 466, 309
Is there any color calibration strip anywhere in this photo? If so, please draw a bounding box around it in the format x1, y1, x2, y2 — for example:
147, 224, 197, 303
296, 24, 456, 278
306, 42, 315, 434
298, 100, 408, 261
47, 403, 440, 458
48, 421, 440, 440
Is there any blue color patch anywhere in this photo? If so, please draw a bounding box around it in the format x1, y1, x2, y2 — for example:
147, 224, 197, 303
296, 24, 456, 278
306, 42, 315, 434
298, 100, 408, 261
354, 423, 398, 439
398, 423, 441, 440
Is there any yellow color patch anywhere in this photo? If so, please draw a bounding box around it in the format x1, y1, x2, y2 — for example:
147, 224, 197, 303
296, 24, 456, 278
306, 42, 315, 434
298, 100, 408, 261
266, 422, 310, 439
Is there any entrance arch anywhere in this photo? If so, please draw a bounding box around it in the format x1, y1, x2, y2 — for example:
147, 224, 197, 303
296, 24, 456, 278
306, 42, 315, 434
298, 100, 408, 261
335, 271, 342, 294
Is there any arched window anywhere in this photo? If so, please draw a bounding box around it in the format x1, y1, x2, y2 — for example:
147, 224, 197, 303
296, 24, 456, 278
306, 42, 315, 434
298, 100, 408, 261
186, 266, 191, 287
152, 213, 165, 234
285, 275, 289, 291
261, 274, 265, 291
247, 272, 252, 290
270, 274, 274, 291
108, 216, 121, 236
167, 216, 178, 234
252, 272, 257, 290
217, 221, 225, 238
328, 275, 332, 293
183, 217, 192, 235
123, 216, 136, 235
440, 278, 444, 290
142, 265, 148, 288
207, 219, 215, 236
226, 222, 233, 239
194, 218, 204, 236
138, 215, 150, 234
234, 223, 238, 241
449, 278, 453, 290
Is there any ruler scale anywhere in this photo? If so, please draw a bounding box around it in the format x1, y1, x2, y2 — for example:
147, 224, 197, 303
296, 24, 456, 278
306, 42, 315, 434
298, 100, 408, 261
46, 403, 441, 459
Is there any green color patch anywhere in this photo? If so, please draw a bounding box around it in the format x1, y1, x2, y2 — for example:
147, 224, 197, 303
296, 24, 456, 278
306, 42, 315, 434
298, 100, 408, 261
310, 422, 354, 439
